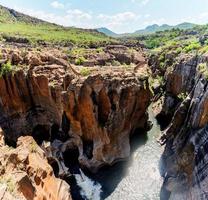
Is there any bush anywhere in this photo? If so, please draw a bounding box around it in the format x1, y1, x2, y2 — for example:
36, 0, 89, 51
197, 63, 208, 80
145, 39, 161, 49
183, 42, 201, 53
111, 60, 121, 66
80, 67, 91, 76
75, 57, 86, 65
177, 92, 188, 101
0, 61, 13, 76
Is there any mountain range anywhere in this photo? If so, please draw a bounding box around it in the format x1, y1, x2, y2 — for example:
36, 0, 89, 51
96, 22, 197, 37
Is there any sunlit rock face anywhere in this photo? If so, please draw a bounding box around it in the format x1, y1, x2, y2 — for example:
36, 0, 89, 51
161, 54, 208, 199
0, 48, 151, 171
0, 135, 72, 200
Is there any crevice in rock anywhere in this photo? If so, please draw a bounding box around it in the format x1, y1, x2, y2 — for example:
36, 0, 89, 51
48, 158, 60, 177
91, 90, 98, 105
51, 123, 60, 141
62, 112, 70, 134
63, 147, 80, 173
83, 139, 93, 159
32, 125, 50, 145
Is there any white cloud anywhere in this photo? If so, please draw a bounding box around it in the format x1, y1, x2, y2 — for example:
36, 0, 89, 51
96, 11, 142, 33
67, 9, 92, 20
13, 6, 93, 28
51, 1, 64, 9
12, 5, 162, 33
141, 0, 150, 5
131, 0, 150, 6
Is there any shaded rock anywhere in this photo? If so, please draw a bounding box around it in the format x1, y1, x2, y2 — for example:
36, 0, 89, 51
160, 55, 208, 199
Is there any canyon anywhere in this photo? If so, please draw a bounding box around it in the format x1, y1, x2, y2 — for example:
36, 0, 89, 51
0, 5, 208, 200
0, 41, 208, 200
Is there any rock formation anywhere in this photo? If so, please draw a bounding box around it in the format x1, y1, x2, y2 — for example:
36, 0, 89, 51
0, 131, 72, 200
0, 47, 152, 172
159, 54, 208, 199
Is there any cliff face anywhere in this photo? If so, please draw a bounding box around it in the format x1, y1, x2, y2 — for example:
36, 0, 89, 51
0, 133, 72, 200
160, 54, 208, 199
0, 48, 151, 171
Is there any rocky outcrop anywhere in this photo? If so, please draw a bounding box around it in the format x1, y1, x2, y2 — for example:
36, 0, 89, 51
0, 133, 72, 200
156, 54, 198, 127
69, 45, 146, 67
0, 48, 152, 171
160, 54, 208, 199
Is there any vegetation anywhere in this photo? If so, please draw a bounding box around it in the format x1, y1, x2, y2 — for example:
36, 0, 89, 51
0, 23, 117, 46
0, 61, 13, 76
0, 177, 15, 194
0, 5, 117, 47
30, 140, 38, 153
177, 92, 188, 101
111, 60, 121, 66
80, 67, 91, 76
197, 63, 208, 80
75, 57, 87, 65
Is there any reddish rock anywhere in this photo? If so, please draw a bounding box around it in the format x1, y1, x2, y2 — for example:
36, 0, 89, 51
0, 136, 72, 200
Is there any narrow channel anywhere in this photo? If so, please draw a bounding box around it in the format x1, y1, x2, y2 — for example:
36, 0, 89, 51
81, 105, 165, 200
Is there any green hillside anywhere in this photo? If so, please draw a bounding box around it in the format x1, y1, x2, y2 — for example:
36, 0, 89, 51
0, 5, 117, 47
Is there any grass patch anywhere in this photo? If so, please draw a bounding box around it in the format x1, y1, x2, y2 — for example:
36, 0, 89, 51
0, 23, 117, 46
80, 67, 91, 76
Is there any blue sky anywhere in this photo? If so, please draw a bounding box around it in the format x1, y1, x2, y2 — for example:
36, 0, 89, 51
0, 0, 208, 33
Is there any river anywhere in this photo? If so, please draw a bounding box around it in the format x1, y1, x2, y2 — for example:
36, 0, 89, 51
68, 106, 164, 200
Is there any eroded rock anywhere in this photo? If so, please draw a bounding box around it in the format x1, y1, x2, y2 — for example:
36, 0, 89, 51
0, 135, 72, 200
0, 47, 152, 171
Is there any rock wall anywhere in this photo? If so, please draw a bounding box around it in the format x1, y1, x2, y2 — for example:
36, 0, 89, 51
160, 54, 208, 199
0, 49, 151, 171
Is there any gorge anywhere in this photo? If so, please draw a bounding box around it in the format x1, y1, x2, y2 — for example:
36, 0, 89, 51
0, 4, 208, 200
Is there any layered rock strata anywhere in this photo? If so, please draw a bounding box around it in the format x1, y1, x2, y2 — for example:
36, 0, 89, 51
160, 54, 208, 199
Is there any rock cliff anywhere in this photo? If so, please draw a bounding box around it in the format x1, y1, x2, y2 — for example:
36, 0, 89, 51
0, 47, 151, 171
0, 132, 72, 200
159, 54, 208, 199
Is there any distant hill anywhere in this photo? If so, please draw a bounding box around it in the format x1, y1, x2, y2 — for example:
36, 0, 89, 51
96, 27, 118, 37
0, 5, 116, 46
97, 23, 198, 38
0, 5, 47, 24
134, 22, 196, 35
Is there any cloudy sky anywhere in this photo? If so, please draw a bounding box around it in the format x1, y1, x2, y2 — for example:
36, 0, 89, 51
0, 0, 208, 33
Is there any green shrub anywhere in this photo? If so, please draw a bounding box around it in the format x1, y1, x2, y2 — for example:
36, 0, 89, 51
145, 39, 161, 49
197, 63, 208, 80
183, 42, 201, 53
111, 60, 121, 66
75, 57, 86, 65
199, 45, 208, 54
96, 47, 104, 53
80, 67, 91, 76
0, 61, 13, 76
177, 92, 188, 100
176, 47, 183, 54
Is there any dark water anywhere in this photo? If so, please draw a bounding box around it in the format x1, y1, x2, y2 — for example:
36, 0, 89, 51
66, 107, 164, 200
87, 107, 164, 200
